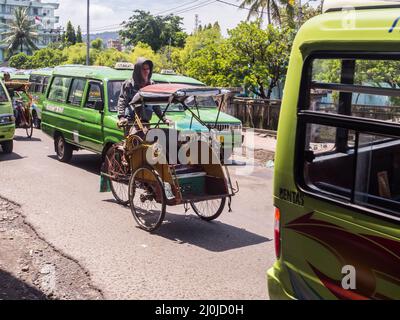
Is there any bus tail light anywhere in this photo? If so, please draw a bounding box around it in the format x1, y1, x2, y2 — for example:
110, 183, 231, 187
274, 208, 281, 259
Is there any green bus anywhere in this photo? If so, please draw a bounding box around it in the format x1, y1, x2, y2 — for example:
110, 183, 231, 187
0, 79, 15, 153
268, 1, 400, 300
41, 65, 242, 163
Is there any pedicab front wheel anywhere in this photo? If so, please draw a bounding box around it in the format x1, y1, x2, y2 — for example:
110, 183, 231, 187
129, 166, 166, 232
25, 112, 33, 139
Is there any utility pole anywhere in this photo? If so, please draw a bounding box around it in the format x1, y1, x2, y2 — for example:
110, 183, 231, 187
194, 14, 199, 32
168, 37, 172, 64
86, 0, 90, 66
298, 0, 303, 30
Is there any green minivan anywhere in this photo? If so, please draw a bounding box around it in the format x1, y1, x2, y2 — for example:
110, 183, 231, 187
41, 65, 243, 162
0, 79, 15, 154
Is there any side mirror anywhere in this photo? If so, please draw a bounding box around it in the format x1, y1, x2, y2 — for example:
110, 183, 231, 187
94, 100, 104, 111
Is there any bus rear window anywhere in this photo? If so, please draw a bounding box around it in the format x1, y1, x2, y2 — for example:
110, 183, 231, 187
299, 54, 400, 218
309, 58, 400, 124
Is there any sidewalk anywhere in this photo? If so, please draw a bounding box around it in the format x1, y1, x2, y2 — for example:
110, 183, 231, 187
231, 130, 277, 166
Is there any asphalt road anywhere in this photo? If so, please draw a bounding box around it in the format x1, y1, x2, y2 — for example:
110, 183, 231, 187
0, 129, 275, 300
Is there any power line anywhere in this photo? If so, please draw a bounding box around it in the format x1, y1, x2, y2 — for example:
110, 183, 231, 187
175, 0, 217, 15
90, 1, 212, 32
215, 0, 267, 15
86, 0, 219, 33
155, 0, 202, 16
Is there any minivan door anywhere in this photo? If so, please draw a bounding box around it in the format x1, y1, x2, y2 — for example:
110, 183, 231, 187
78, 81, 104, 153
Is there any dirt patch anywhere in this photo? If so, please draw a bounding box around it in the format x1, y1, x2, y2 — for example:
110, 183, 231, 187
0, 197, 103, 300
253, 149, 275, 164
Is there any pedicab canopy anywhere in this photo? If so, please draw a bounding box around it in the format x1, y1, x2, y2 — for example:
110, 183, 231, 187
4, 79, 31, 92
130, 83, 229, 105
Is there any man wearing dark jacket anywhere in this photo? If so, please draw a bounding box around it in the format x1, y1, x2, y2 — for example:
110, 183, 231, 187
117, 58, 170, 132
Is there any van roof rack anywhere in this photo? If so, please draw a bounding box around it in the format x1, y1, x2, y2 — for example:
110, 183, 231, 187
323, 0, 400, 13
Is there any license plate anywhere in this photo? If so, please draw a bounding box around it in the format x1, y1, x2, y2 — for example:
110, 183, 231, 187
164, 182, 175, 200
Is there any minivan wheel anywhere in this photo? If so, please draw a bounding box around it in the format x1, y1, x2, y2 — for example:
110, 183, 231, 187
1, 140, 13, 154
55, 135, 73, 163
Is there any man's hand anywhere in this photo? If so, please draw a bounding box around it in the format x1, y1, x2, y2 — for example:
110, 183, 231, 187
118, 117, 129, 128
164, 118, 174, 126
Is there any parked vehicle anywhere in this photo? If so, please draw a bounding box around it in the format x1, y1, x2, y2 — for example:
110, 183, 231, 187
268, 0, 400, 300
41, 65, 243, 163
0, 79, 15, 154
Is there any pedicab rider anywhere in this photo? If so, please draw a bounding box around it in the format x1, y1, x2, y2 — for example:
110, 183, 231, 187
117, 58, 172, 138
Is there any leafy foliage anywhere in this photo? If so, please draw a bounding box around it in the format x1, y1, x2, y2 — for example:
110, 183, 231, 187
1, 7, 38, 57
239, 0, 295, 26
91, 38, 104, 50
119, 10, 187, 51
65, 21, 76, 46
76, 26, 83, 43
9, 52, 31, 69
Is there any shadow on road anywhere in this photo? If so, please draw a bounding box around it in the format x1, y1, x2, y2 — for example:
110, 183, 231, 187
48, 154, 102, 175
0, 269, 46, 300
152, 212, 271, 252
0, 152, 26, 162
14, 135, 42, 142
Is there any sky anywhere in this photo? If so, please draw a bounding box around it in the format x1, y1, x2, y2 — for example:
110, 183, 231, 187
55, 0, 253, 36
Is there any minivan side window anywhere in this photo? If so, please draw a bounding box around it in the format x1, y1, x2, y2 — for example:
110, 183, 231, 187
299, 55, 400, 218
35, 76, 44, 93
68, 79, 86, 106
43, 77, 49, 93
48, 77, 72, 103
85, 82, 103, 109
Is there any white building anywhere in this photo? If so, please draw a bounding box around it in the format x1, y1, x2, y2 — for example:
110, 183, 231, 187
0, 0, 60, 61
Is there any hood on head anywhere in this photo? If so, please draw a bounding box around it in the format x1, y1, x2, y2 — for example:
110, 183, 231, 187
133, 57, 153, 88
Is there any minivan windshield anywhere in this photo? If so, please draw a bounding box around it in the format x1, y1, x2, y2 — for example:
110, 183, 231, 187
107, 80, 217, 113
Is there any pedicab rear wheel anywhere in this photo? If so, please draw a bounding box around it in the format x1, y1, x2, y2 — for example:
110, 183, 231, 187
129, 166, 166, 232
105, 144, 130, 206
190, 197, 226, 221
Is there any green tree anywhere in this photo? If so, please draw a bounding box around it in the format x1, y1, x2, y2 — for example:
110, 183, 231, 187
225, 22, 294, 98
76, 26, 83, 43
180, 25, 226, 86
91, 38, 104, 50
63, 43, 98, 65
128, 42, 162, 72
1, 7, 38, 58
95, 48, 130, 67
65, 21, 76, 46
120, 10, 187, 51
239, 0, 295, 26
8, 52, 31, 69
29, 48, 67, 68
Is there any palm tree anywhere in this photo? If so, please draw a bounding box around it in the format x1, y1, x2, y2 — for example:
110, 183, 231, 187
239, 0, 295, 26
1, 7, 39, 58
